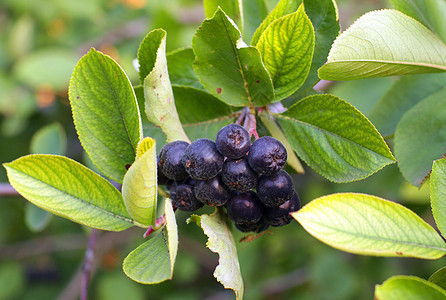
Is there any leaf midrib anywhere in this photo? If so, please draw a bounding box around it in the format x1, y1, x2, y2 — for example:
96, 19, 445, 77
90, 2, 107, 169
325, 59, 446, 70
298, 215, 446, 253
96, 53, 138, 156
220, 11, 253, 107
11, 165, 134, 225
276, 114, 394, 161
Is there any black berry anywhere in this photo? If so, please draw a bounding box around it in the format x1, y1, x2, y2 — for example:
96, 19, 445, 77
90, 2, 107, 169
257, 170, 294, 207
235, 218, 269, 233
215, 124, 251, 159
169, 180, 203, 212
194, 175, 230, 206
182, 138, 224, 180
159, 141, 189, 181
264, 192, 301, 227
157, 156, 170, 185
226, 191, 264, 224
221, 157, 258, 191
248, 137, 287, 175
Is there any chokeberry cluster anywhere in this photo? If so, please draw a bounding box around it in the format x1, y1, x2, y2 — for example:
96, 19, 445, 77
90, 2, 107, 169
157, 124, 301, 233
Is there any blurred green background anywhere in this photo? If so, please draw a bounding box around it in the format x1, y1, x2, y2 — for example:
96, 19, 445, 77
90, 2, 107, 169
0, 0, 442, 299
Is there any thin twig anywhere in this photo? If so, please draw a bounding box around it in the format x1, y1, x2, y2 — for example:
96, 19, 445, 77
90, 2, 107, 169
80, 229, 99, 300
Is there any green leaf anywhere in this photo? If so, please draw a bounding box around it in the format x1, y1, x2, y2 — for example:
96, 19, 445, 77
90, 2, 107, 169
251, 0, 301, 46
30, 122, 66, 155
297, 0, 339, 92
431, 157, 446, 237
390, 0, 446, 43
259, 111, 304, 174
142, 30, 189, 143
429, 267, 446, 291
25, 203, 52, 232
318, 9, 446, 80
14, 48, 77, 90
203, 0, 243, 31
394, 88, 446, 186
188, 209, 244, 299
276, 94, 395, 183
173, 86, 235, 124
165, 198, 178, 274
375, 276, 446, 300
3, 155, 134, 231
26, 122, 66, 232
242, 0, 268, 43
123, 231, 172, 284
192, 8, 274, 107
257, 5, 314, 101
122, 138, 157, 227
137, 29, 166, 84
69, 48, 142, 183
166, 48, 203, 89
293, 193, 446, 259
369, 73, 446, 137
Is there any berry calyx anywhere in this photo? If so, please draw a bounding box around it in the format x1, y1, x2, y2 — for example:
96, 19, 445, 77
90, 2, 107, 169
235, 218, 269, 233
182, 138, 224, 180
248, 136, 287, 175
257, 170, 294, 207
215, 124, 251, 159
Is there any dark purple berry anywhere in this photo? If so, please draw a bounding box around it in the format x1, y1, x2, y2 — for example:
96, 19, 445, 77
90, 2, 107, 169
215, 124, 251, 159
159, 141, 189, 180
235, 218, 269, 233
194, 175, 230, 206
257, 170, 294, 207
169, 181, 203, 212
248, 137, 287, 175
182, 138, 224, 180
221, 157, 258, 191
264, 193, 301, 227
157, 156, 170, 185
226, 191, 264, 224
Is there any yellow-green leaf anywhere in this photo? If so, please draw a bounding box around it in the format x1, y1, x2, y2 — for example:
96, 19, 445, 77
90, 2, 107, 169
375, 276, 446, 300
257, 5, 314, 100
4, 155, 134, 231
293, 193, 446, 259
122, 138, 157, 226
319, 9, 446, 80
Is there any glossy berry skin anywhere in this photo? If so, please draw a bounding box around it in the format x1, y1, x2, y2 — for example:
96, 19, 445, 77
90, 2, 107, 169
215, 124, 251, 159
159, 141, 189, 181
248, 136, 287, 175
226, 191, 264, 224
169, 181, 203, 212
182, 138, 224, 180
235, 218, 269, 233
194, 175, 230, 206
257, 170, 294, 207
221, 157, 258, 192
265, 192, 301, 227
